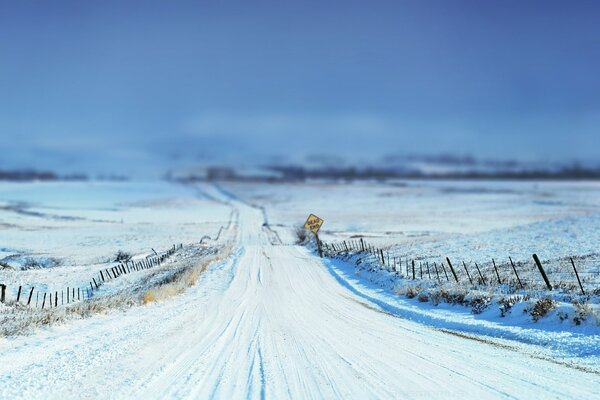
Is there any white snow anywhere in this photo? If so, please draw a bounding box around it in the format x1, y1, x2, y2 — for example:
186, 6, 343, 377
0, 180, 598, 399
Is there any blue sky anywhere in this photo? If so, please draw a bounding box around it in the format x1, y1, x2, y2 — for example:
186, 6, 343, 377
1, 0, 599, 173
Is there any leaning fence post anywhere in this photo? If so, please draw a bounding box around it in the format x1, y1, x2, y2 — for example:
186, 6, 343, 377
17, 286, 22, 303
492, 259, 502, 284
462, 261, 473, 285
474, 263, 486, 285
27, 287, 35, 306
380, 249, 385, 266
440, 262, 449, 281
445, 257, 459, 282
532, 254, 552, 290
570, 257, 585, 295
433, 262, 440, 281
508, 257, 524, 289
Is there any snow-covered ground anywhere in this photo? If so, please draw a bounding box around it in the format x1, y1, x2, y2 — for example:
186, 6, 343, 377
0, 180, 599, 398
0, 181, 232, 298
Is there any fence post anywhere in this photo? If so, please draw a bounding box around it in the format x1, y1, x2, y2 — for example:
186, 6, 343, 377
27, 287, 35, 306
17, 286, 22, 302
445, 257, 459, 282
440, 262, 449, 281
0, 284, 5, 303
474, 263, 486, 285
508, 257, 524, 289
492, 259, 502, 284
411, 260, 415, 280
42, 293, 47, 309
380, 249, 385, 266
570, 257, 585, 295
316, 233, 323, 258
426, 262, 431, 279
433, 262, 440, 281
462, 261, 473, 285
532, 254, 552, 290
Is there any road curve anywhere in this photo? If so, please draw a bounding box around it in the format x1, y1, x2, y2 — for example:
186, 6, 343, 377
0, 196, 598, 399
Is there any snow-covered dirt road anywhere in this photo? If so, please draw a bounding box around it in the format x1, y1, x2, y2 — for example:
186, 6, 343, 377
1, 195, 598, 399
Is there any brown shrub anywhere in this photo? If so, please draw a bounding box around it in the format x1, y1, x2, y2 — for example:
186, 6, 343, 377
530, 297, 557, 322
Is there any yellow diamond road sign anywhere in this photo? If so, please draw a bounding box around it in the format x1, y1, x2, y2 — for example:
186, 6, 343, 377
303, 214, 324, 234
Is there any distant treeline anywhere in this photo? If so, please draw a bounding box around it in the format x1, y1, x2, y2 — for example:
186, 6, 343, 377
172, 164, 600, 183
0, 169, 85, 182
269, 165, 600, 181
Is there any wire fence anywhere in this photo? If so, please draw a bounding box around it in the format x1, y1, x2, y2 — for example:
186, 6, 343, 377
0, 243, 183, 310
321, 238, 600, 297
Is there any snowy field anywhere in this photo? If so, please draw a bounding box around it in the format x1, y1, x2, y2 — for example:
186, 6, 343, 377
224, 180, 600, 287
223, 180, 600, 335
223, 180, 600, 250
0, 181, 232, 299
0, 179, 599, 399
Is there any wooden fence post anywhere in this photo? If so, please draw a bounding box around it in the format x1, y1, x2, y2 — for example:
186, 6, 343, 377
532, 254, 552, 290
433, 262, 440, 281
0, 284, 5, 303
316, 233, 323, 258
492, 259, 501, 284
445, 257, 459, 282
27, 287, 34, 306
462, 261, 473, 285
474, 263, 486, 285
380, 249, 385, 266
440, 262, 449, 281
570, 257, 585, 295
411, 260, 415, 280
17, 286, 22, 303
508, 257, 524, 289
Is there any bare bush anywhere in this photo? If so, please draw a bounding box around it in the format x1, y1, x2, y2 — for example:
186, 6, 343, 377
114, 250, 132, 262
22, 257, 61, 269
417, 293, 429, 302
294, 225, 311, 244
530, 297, 557, 322
572, 301, 600, 326
469, 293, 491, 314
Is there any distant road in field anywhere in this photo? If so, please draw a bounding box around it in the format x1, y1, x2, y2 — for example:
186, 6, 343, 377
0, 186, 598, 399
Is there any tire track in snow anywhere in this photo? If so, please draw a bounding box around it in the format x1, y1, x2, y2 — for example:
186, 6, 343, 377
1, 189, 599, 399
